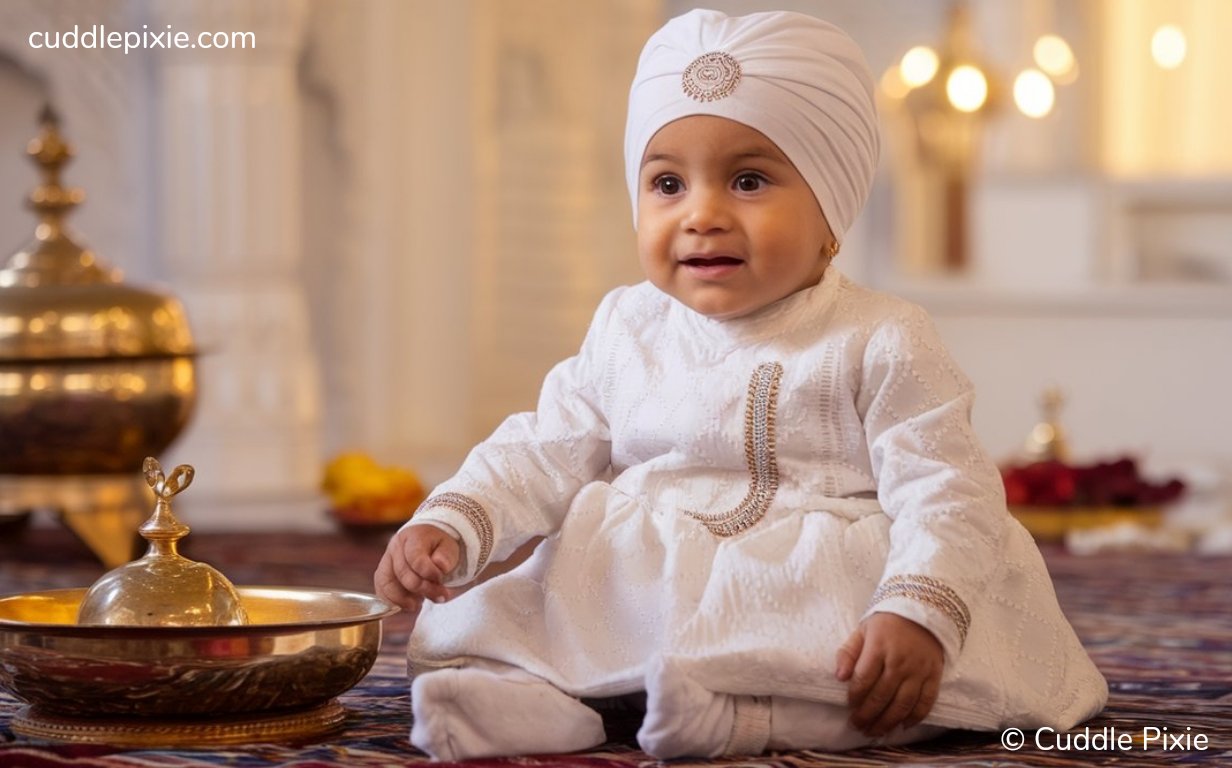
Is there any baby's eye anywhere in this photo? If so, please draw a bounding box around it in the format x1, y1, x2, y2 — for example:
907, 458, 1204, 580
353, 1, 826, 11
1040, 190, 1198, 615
653, 175, 684, 196
734, 173, 766, 192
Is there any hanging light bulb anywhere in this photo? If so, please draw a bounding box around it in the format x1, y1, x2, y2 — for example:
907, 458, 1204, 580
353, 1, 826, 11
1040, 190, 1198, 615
1013, 68, 1055, 118
1151, 25, 1187, 69
946, 65, 988, 112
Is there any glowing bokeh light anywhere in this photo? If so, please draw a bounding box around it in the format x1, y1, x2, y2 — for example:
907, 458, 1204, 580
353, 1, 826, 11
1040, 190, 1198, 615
1013, 69, 1055, 118
900, 46, 940, 87
1033, 35, 1075, 78
1151, 25, 1187, 69
880, 65, 911, 99
946, 65, 988, 112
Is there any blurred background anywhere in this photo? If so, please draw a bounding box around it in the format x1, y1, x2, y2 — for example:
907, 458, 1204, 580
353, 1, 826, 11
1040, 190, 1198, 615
1, 0, 1229, 531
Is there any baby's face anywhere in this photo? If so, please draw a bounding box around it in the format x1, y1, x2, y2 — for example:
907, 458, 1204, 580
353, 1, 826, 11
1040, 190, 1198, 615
636, 115, 835, 321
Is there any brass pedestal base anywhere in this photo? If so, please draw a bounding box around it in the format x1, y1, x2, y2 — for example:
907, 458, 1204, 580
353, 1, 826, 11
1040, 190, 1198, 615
0, 474, 148, 568
13, 701, 347, 747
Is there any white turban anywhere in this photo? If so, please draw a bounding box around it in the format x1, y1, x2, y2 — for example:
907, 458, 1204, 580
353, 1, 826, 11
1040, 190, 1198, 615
624, 8, 880, 242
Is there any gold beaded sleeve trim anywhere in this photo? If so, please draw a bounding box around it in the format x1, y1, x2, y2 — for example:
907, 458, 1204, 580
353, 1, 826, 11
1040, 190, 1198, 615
417, 493, 494, 574
686, 362, 783, 537
870, 574, 971, 645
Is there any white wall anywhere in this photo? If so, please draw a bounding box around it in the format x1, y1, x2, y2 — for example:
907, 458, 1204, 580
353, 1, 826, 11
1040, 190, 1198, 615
917, 293, 1232, 476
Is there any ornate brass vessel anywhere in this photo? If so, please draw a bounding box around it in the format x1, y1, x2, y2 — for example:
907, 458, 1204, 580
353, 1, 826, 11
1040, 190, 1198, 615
0, 107, 197, 476
0, 587, 392, 739
0, 458, 399, 746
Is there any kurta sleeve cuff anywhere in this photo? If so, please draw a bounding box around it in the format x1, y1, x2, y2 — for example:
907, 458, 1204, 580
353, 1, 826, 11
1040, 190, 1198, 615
409, 493, 495, 586
864, 575, 971, 663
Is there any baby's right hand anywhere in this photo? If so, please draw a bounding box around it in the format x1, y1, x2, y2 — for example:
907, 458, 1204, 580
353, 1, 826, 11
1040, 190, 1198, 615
374, 524, 461, 615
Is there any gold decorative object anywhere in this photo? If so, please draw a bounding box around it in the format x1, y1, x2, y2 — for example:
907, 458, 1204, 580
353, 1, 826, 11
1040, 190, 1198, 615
1022, 386, 1070, 463
77, 458, 248, 627
881, 4, 1078, 275
0, 457, 399, 746
0, 106, 199, 566
1011, 506, 1163, 543
1006, 391, 1182, 543
882, 2, 1002, 272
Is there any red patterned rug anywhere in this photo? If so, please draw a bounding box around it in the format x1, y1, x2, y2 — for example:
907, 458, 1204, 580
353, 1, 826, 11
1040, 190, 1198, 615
2, 526, 1230, 767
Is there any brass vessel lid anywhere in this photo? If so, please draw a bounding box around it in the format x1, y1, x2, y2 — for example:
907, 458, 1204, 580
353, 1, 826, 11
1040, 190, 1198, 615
0, 107, 195, 362
77, 458, 249, 627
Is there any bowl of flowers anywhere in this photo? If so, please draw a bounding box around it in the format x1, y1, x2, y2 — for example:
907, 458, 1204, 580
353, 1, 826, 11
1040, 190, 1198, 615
322, 452, 426, 536
1001, 456, 1186, 542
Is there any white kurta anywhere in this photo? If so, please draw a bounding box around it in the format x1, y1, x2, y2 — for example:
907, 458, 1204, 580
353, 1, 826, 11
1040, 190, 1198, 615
408, 269, 1107, 732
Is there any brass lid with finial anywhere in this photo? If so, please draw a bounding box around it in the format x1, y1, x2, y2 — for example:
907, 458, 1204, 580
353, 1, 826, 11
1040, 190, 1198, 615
0, 106, 195, 361
77, 458, 249, 627
1022, 386, 1070, 463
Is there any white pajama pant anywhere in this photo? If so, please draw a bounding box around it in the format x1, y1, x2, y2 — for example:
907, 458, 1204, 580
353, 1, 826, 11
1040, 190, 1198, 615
409, 657, 945, 761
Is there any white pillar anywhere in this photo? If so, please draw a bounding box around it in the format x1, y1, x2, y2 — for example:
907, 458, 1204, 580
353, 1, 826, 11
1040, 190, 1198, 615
300, 0, 658, 485
151, 0, 322, 507
299, 0, 482, 482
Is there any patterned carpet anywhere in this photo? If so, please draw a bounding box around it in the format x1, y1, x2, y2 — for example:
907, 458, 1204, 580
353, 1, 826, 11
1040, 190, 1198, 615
2, 524, 1230, 767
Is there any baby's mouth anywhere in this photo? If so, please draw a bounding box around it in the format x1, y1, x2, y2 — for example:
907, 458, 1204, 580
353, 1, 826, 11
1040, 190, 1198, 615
679, 254, 745, 280
680, 255, 744, 267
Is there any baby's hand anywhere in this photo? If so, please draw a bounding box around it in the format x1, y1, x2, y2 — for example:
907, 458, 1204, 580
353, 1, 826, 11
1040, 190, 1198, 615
374, 524, 461, 615
835, 613, 944, 737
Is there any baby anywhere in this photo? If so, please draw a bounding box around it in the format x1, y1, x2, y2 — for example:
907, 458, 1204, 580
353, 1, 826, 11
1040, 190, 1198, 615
376, 8, 1107, 761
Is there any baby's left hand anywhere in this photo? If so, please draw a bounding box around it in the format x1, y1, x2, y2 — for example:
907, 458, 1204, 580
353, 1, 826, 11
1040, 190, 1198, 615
835, 613, 944, 737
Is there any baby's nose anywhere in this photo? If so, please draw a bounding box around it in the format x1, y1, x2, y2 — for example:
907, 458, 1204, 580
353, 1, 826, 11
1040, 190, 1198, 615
682, 188, 732, 233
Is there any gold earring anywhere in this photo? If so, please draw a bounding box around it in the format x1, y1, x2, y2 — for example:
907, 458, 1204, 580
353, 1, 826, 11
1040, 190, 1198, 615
825, 241, 840, 259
